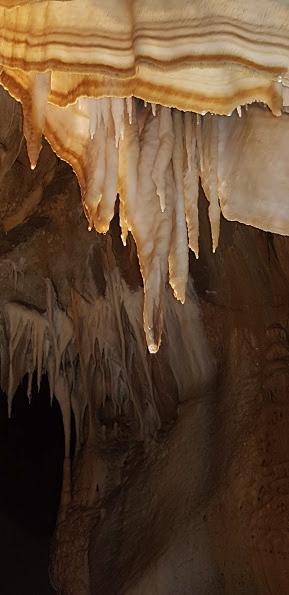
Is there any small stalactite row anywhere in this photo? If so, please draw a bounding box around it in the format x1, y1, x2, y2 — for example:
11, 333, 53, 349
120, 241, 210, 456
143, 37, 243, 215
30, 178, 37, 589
0, 271, 214, 503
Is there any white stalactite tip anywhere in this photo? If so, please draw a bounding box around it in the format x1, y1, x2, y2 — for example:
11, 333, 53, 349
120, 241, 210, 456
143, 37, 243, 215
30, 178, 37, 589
148, 343, 158, 354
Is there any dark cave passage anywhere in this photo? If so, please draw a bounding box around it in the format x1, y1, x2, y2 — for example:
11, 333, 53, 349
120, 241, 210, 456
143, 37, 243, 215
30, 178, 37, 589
0, 374, 65, 595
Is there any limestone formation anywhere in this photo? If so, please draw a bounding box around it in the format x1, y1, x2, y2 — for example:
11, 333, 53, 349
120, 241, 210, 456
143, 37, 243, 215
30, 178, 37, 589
1, 2, 289, 594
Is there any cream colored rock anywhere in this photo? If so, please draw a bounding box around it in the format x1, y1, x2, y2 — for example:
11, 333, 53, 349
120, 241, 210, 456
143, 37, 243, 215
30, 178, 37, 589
217, 107, 289, 236
0, 0, 289, 112
2, 0, 289, 350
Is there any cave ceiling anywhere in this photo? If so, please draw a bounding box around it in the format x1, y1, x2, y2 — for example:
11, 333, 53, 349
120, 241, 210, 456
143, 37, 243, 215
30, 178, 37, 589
0, 0, 288, 408
1, 0, 289, 354
2, 2, 289, 594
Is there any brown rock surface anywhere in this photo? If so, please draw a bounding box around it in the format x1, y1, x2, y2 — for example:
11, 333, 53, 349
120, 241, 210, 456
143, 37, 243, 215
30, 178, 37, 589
0, 86, 289, 594
48, 193, 289, 594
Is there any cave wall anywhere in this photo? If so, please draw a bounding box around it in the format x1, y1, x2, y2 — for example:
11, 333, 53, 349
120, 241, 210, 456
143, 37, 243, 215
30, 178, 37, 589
0, 84, 289, 594
47, 190, 289, 595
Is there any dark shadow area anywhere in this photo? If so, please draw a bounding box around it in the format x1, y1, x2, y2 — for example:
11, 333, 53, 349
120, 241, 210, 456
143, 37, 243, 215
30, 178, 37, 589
0, 374, 65, 595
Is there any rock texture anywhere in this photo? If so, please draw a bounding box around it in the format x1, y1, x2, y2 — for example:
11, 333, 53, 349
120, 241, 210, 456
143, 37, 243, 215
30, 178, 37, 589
3, 2, 289, 357
1, 86, 289, 594
2, 0, 289, 114
46, 190, 289, 595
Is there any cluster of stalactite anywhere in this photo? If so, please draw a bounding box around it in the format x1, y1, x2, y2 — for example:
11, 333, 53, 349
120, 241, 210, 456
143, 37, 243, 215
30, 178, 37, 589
2, 0, 289, 351
0, 271, 213, 490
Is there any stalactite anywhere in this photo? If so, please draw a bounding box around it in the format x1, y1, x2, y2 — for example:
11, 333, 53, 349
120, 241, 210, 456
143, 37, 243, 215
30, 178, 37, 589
184, 112, 199, 258
199, 114, 221, 253
2, 281, 74, 422
0, 256, 214, 508
86, 98, 98, 140
24, 71, 51, 169
152, 105, 174, 213
117, 99, 139, 250
45, 280, 74, 387
77, 96, 225, 350
84, 119, 107, 227
4, 302, 49, 416
170, 109, 189, 304
133, 108, 173, 353
111, 97, 125, 148
91, 108, 119, 234
3, 87, 232, 353
208, 116, 221, 253
1, 0, 289, 361
125, 96, 133, 125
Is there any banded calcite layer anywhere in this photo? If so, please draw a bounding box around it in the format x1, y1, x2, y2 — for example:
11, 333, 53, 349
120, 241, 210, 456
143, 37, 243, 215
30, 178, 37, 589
1, 0, 289, 350
1, 0, 289, 113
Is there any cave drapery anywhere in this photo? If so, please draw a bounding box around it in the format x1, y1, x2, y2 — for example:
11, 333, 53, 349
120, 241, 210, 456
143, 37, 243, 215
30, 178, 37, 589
1, 1, 289, 594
